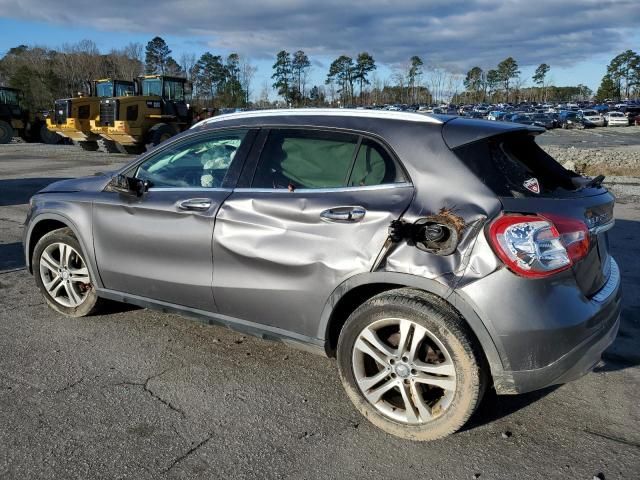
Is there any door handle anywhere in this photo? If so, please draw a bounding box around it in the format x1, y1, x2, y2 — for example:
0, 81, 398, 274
320, 206, 366, 223
178, 198, 212, 211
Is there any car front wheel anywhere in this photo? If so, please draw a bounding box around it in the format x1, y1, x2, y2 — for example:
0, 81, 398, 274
337, 289, 487, 441
33, 228, 100, 317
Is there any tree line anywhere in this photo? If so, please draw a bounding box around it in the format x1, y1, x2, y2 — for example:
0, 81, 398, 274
1, 35, 638, 113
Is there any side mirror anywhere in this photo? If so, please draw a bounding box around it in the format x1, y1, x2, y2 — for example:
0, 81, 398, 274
107, 174, 149, 197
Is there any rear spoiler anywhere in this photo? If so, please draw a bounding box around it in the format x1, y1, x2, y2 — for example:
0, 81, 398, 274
442, 117, 544, 149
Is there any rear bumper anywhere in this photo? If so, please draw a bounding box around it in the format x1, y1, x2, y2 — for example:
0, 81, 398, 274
494, 309, 619, 394
459, 258, 622, 395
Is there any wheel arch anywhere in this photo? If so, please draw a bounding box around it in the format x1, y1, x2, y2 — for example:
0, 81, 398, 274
319, 272, 506, 383
25, 213, 102, 288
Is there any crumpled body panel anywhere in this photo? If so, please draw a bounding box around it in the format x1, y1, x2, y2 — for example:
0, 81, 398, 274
212, 186, 414, 338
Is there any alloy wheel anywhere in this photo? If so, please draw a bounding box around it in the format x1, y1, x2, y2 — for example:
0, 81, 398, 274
352, 317, 456, 424
39, 242, 91, 308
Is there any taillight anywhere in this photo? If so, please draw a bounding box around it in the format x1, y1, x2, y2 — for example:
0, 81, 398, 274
488, 214, 589, 278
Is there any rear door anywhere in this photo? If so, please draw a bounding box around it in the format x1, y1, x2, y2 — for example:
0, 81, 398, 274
212, 128, 414, 338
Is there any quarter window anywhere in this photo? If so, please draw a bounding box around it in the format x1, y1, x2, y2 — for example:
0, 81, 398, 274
348, 139, 406, 186
135, 130, 247, 188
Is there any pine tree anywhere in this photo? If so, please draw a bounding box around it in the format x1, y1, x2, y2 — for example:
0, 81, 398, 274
272, 50, 293, 104
353, 52, 376, 103
144, 37, 171, 75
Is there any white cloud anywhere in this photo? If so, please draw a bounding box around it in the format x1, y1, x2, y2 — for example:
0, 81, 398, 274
1, 0, 639, 69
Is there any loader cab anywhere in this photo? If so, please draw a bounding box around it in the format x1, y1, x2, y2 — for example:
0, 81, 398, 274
0, 87, 25, 119
0, 87, 29, 144
94, 79, 135, 98
138, 75, 191, 124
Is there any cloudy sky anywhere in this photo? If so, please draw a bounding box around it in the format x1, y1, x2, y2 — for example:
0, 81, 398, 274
1, 0, 639, 98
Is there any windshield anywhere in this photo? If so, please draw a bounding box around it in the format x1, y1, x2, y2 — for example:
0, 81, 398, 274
0, 89, 19, 105
96, 81, 113, 98
114, 81, 134, 97
582, 110, 598, 116
142, 78, 162, 96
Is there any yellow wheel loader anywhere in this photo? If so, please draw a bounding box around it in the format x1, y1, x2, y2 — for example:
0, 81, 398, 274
46, 79, 134, 149
92, 75, 192, 153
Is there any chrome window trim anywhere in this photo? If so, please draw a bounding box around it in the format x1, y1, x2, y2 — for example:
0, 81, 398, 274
592, 258, 620, 303
233, 182, 413, 194
147, 187, 233, 193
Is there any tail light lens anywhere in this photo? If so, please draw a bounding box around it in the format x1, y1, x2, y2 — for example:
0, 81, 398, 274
488, 214, 589, 278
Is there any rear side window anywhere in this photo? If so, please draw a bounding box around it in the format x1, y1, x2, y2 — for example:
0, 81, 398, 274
252, 129, 407, 190
252, 130, 358, 189
454, 133, 579, 197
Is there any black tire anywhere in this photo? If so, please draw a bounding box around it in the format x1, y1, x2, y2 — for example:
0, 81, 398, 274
0, 120, 13, 144
40, 125, 62, 145
78, 141, 99, 151
33, 228, 101, 317
337, 288, 487, 441
147, 123, 175, 148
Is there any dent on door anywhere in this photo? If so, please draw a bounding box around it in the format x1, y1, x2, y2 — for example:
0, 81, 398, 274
212, 187, 413, 337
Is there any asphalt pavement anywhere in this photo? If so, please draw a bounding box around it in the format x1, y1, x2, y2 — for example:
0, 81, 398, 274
1, 142, 639, 479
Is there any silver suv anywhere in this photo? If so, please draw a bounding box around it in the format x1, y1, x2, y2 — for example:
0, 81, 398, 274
24, 109, 620, 440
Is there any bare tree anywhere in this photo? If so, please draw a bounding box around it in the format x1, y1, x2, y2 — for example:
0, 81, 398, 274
179, 52, 196, 81
240, 59, 257, 104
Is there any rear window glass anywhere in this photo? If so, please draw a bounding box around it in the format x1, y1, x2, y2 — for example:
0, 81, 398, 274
453, 133, 579, 197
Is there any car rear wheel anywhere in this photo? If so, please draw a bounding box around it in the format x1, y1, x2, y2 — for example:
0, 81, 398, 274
33, 228, 100, 317
337, 289, 487, 441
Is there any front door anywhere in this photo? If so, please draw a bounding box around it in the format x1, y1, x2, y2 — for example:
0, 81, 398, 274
92, 128, 254, 311
212, 128, 414, 338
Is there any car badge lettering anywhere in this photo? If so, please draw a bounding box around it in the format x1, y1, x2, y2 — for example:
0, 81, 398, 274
523, 178, 540, 194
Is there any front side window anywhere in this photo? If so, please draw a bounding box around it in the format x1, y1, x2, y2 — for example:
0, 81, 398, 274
135, 130, 247, 188
252, 130, 359, 189
163, 80, 185, 101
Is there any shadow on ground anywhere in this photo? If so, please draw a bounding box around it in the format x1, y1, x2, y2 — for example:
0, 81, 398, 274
464, 386, 558, 432
0, 242, 24, 271
0, 178, 69, 206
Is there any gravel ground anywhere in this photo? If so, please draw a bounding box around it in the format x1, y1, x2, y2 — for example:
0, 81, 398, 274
1, 142, 639, 479
538, 126, 640, 178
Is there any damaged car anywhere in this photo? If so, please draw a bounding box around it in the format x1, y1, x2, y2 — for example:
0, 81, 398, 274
23, 109, 620, 441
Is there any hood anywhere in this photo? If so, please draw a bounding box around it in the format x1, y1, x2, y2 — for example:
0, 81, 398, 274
39, 173, 114, 194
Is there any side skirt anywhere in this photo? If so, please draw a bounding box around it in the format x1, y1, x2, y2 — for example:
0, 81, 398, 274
96, 288, 327, 357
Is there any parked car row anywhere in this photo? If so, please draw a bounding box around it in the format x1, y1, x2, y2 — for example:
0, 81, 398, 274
348, 100, 640, 129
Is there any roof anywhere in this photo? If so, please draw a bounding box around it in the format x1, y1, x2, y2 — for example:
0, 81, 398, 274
192, 108, 444, 129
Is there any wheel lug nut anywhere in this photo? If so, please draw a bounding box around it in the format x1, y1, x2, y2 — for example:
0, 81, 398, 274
391, 373, 396, 378
403, 379, 410, 385
402, 356, 408, 362
411, 369, 417, 375
389, 359, 395, 365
